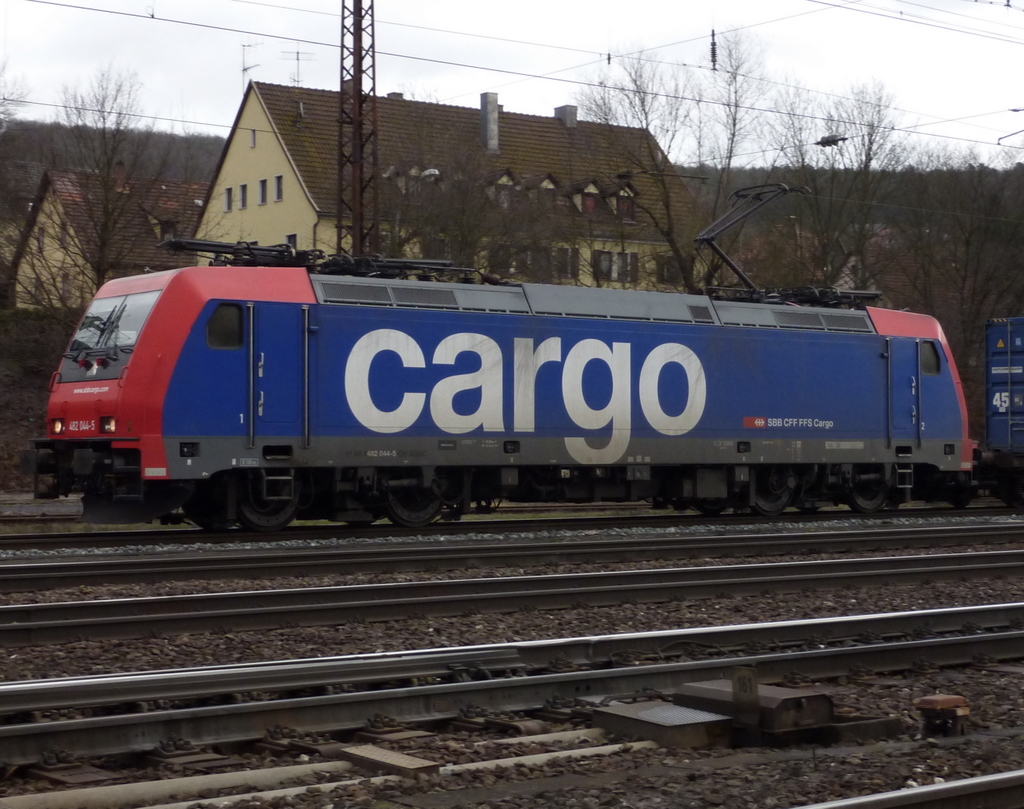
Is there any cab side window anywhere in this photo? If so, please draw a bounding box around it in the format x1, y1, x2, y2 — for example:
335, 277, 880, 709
921, 341, 941, 376
207, 304, 243, 349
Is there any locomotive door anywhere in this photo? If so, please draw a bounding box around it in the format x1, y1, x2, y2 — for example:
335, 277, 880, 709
887, 337, 921, 448
250, 302, 305, 442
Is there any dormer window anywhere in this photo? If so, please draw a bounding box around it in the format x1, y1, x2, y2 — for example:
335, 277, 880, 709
572, 181, 602, 214
486, 170, 516, 208
616, 194, 635, 221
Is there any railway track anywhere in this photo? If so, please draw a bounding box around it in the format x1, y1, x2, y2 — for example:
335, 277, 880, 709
2, 602, 1024, 766
0, 502, 1011, 551
801, 773, 1024, 809
5, 547, 1024, 646
0, 520, 1022, 594
4, 514, 1024, 808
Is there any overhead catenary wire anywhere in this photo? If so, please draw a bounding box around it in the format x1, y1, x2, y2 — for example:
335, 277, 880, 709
7, 0, 1024, 163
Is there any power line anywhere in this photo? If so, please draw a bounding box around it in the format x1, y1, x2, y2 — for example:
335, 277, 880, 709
12, 0, 1023, 156
807, 0, 1024, 45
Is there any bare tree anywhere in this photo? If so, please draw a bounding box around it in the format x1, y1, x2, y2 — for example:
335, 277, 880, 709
377, 126, 567, 280
12, 67, 201, 313
578, 33, 773, 292
883, 149, 1024, 426
0, 61, 29, 307
577, 53, 702, 291
687, 33, 771, 222
56, 67, 168, 291
766, 81, 908, 290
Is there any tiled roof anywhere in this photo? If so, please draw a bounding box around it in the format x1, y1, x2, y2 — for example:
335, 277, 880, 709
253, 82, 693, 237
45, 169, 208, 270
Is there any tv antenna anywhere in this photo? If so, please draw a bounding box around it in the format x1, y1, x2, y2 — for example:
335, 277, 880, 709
241, 41, 262, 89
282, 42, 314, 86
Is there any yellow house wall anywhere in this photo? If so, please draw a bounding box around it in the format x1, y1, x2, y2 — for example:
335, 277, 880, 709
14, 194, 95, 309
563, 235, 671, 291
198, 95, 326, 251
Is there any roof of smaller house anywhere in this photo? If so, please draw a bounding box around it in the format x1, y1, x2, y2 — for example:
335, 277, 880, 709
251, 82, 693, 238
15, 168, 208, 275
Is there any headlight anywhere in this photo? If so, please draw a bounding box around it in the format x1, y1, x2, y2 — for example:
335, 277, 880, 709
50, 419, 65, 435
100, 417, 116, 434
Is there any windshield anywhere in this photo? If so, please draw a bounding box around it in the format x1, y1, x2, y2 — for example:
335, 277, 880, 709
69, 289, 162, 352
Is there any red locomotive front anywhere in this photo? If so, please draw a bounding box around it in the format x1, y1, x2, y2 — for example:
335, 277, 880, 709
26, 271, 183, 523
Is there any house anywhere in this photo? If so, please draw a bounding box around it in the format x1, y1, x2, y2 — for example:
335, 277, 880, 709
11, 167, 208, 309
199, 81, 698, 289
0, 160, 46, 308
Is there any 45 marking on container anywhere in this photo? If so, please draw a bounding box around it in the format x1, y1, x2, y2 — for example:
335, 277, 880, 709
992, 391, 1024, 412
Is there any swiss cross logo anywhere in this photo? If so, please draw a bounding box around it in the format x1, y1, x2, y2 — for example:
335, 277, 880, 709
743, 416, 767, 428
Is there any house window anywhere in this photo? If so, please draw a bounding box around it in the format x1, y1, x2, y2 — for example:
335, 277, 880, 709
592, 250, 638, 283
35, 226, 45, 253
617, 195, 635, 221
285, 234, 297, 248
537, 187, 557, 208
554, 247, 579, 280
274, 175, 284, 202
657, 254, 680, 283
258, 179, 268, 205
249, 129, 256, 148
582, 193, 599, 214
238, 184, 248, 210
495, 185, 513, 209
224, 187, 233, 212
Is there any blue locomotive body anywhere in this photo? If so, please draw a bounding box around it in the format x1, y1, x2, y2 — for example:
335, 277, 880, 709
24, 266, 972, 530
165, 284, 962, 459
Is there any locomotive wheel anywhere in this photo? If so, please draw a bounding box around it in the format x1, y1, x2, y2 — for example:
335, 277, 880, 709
847, 467, 890, 514
237, 496, 300, 532
237, 474, 301, 532
751, 465, 796, 517
384, 486, 443, 528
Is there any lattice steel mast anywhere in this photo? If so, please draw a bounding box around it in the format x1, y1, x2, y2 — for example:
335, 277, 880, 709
337, 0, 380, 255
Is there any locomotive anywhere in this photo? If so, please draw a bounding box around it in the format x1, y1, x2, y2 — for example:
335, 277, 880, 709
23, 186, 976, 530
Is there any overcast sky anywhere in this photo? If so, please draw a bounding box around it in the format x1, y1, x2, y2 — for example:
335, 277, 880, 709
3, 0, 1024, 159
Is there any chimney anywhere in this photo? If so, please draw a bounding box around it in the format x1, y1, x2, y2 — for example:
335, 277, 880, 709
387, 92, 404, 99
480, 92, 500, 154
555, 105, 577, 128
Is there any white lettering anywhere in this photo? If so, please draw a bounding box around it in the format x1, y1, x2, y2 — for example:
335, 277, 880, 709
344, 329, 425, 433
343, 330, 707, 455
430, 333, 504, 434
562, 339, 631, 464
638, 343, 706, 436
513, 337, 562, 432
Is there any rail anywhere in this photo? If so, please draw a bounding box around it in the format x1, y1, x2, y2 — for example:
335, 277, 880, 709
2, 602, 1024, 763
5, 548, 1024, 645
799, 769, 1024, 809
